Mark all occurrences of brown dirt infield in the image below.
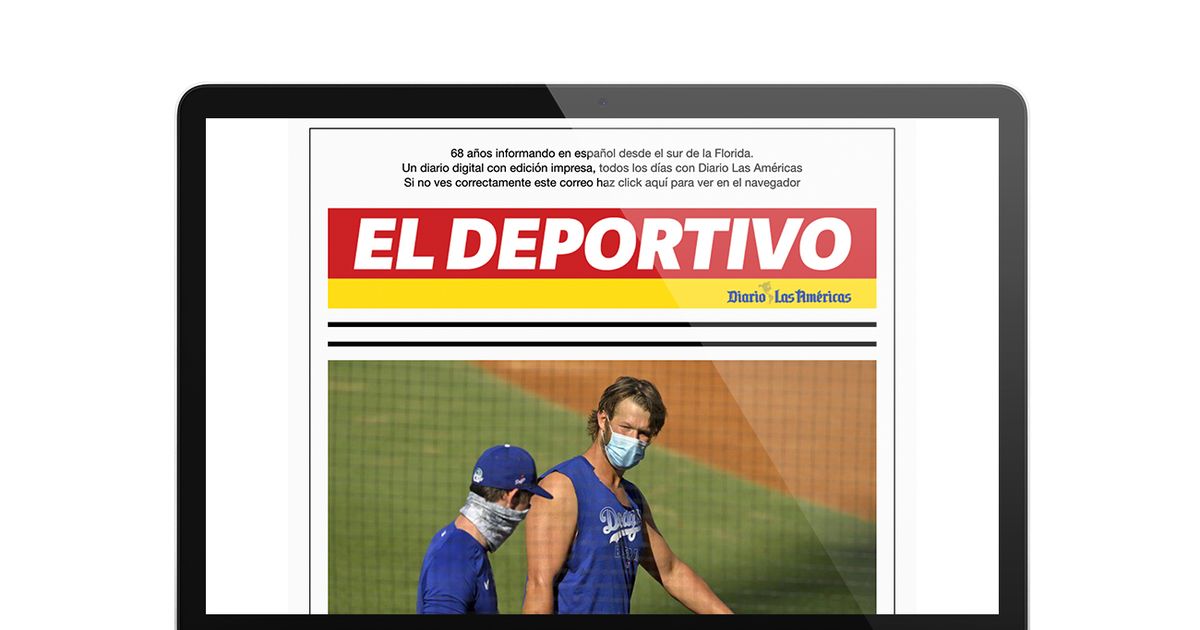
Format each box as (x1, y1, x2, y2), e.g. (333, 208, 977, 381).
(476, 361, 875, 521)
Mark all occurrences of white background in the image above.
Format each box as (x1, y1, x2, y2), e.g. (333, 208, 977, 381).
(1, 2, 1197, 629)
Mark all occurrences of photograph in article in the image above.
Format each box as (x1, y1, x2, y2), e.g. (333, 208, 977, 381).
(327, 360, 876, 614)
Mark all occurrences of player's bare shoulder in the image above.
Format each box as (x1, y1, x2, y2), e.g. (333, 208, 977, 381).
(533, 471, 576, 512)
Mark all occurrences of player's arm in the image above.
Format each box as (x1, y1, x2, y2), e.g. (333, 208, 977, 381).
(522, 472, 576, 614)
(637, 495, 733, 614)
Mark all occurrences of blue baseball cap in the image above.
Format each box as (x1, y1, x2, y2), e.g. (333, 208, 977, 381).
(471, 444, 553, 499)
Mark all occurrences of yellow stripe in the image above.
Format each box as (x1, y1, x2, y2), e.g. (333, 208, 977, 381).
(329, 278, 875, 309)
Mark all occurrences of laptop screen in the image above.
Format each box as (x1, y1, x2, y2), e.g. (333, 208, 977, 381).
(202, 113, 1001, 616)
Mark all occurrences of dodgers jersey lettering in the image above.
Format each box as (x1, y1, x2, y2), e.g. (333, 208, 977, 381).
(417, 523, 497, 614)
(537, 455, 646, 614)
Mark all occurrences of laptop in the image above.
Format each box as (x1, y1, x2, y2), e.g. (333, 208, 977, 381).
(183, 85, 1026, 627)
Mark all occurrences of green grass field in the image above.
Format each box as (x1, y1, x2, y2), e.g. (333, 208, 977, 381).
(328, 361, 875, 614)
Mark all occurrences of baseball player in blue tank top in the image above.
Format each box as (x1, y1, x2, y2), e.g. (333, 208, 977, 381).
(417, 444, 553, 614)
(523, 377, 732, 614)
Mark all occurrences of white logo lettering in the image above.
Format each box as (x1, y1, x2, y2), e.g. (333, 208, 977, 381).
(599, 506, 642, 544)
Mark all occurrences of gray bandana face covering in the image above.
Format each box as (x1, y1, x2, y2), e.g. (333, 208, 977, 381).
(460, 492, 529, 552)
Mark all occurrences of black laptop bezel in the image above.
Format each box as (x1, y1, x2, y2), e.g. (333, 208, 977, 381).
(178, 84, 1026, 629)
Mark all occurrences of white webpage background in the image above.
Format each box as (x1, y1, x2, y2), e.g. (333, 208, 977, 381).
(204, 117, 997, 615)
(308, 123, 894, 614)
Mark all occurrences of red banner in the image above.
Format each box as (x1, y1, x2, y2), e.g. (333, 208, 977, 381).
(328, 208, 876, 279)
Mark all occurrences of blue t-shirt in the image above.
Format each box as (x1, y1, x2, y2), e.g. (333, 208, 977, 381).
(533, 455, 646, 614)
(417, 522, 497, 614)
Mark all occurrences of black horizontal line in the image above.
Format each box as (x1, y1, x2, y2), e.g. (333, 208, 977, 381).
(328, 321, 876, 328)
(328, 341, 876, 348)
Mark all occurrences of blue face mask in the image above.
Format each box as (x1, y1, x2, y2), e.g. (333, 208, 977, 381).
(604, 427, 647, 470)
